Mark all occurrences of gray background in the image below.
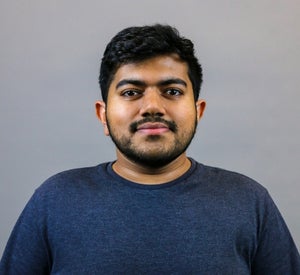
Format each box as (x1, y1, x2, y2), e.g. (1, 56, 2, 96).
(1, 0, 299, 257)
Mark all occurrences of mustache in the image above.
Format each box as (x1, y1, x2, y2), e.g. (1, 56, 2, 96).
(130, 117, 178, 133)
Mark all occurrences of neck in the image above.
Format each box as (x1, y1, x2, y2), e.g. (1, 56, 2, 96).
(112, 151, 191, 185)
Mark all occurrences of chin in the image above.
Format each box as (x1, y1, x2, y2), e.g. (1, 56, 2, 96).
(129, 152, 182, 168)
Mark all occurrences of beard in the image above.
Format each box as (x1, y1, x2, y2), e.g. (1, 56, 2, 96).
(106, 116, 198, 168)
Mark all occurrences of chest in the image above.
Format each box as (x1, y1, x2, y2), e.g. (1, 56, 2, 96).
(47, 189, 256, 273)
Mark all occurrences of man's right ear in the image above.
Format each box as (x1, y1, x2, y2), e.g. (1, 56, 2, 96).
(95, 101, 110, 136)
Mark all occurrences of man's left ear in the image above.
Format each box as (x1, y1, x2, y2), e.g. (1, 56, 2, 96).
(196, 99, 206, 122)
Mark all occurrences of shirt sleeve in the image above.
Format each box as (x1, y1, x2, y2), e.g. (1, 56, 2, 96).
(252, 191, 300, 274)
(0, 192, 51, 275)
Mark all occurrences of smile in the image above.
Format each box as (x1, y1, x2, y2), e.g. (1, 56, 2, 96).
(136, 122, 170, 135)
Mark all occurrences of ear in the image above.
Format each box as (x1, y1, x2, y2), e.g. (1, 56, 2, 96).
(95, 100, 110, 136)
(195, 99, 206, 122)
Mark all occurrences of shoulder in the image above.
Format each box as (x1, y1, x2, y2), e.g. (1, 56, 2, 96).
(33, 162, 112, 200)
(194, 160, 265, 188)
(191, 161, 285, 230)
(190, 160, 269, 203)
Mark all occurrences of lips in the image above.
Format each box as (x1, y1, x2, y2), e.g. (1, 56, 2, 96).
(136, 122, 170, 135)
(130, 118, 178, 134)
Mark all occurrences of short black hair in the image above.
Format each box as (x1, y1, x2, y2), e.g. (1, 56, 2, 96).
(99, 24, 203, 103)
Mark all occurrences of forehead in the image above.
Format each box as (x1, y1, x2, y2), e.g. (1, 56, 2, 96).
(111, 55, 191, 86)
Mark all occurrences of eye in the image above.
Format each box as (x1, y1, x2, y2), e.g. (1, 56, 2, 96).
(164, 88, 183, 97)
(121, 89, 142, 98)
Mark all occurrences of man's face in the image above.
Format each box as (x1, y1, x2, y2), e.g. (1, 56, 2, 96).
(96, 54, 206, 168)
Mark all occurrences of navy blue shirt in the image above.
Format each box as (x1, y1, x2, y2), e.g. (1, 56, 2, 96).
(1, 159, 300, 274)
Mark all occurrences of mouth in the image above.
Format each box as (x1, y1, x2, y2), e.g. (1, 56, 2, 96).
(136, 122, 170, 135)
(130, 117, 178, 134)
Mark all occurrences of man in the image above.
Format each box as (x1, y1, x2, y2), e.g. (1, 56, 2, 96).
(1, 24, 299, 274)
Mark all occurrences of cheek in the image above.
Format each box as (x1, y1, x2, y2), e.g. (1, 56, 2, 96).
(171, 104, 197, 124)
(106, 104, 135, 132)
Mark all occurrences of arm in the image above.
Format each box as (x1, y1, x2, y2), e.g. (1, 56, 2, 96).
(0, 194, 51, 274)
(252, 192, 300, 274)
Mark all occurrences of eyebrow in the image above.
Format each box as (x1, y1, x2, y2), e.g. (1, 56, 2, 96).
(115, 78, 187, 89)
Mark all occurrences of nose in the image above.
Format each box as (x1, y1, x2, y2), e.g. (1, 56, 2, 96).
(139, 88, 166, 117)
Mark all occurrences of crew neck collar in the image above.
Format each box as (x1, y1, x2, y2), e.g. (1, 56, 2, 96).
(105, 158, 199, 190)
